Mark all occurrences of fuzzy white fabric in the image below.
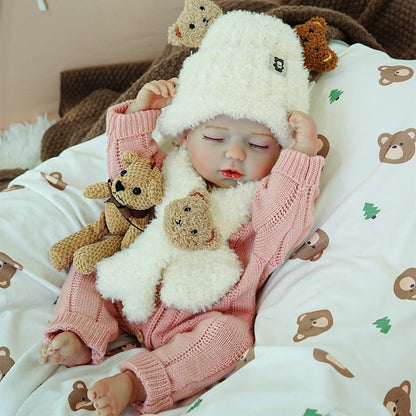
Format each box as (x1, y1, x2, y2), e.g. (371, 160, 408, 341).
(96, 147, 258, 323)
(158, 10, 310, 149)
(0, 115, 55, 169)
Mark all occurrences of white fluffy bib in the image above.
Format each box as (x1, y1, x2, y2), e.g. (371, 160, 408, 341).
(96, 148, 258, 322)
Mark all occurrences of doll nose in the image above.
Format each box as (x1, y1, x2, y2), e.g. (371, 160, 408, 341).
(225, 144, 245, 161)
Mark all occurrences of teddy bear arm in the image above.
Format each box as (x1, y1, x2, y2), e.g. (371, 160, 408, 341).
(83, 182, 109, 199)
(105, 202, 130, 235)
(49, 211, 108, 271)
(73, 235, 124, 274)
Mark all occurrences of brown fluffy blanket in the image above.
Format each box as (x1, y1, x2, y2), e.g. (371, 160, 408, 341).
(25, 0, 416, 168)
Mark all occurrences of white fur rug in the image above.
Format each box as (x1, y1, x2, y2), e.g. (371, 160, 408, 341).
(0, 115, 56, 170)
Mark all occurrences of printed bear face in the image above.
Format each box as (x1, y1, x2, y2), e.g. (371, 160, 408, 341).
(163, 188, 222, 251)
(293, 309, 333, 342)
(0, 252, 23, 289)
(68, 380, 95, 412)
(290, 229, 329, 261)
(168, 0, 223, 48)
(110, 151, 163, 210)
(378, 65, 414, 86)
(378, 128, 416, 164)
(383, 381, 412, 416)
(295, 18, 338, 73)
(0, 346, 15, 381)
(394, 268, 416, 300)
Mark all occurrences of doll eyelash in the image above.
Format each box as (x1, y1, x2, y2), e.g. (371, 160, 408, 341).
(249, 143, 269, 150)
(203, 135, 223, 142)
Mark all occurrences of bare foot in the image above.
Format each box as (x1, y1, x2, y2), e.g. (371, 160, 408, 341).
(39, 331, 91, 366)
(88, 371, 145, 416)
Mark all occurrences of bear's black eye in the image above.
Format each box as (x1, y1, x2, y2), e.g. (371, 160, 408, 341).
(184, 207, 191, 212)
(191, 229, 198, 235)
(200, 6, 205, 10)
(120, 170, 127, 176)
(189, 23, 195, 29)
(133, 187, 141, 195)
(309, 29, 314, 33)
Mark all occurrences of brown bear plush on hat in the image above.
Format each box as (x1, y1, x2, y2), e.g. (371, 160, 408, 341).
(295, 17, 338, 73)
(49, 151, 163, 274)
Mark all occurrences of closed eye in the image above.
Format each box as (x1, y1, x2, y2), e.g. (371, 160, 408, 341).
(203, 135, 224, 142)
(249, 143, 270, 150)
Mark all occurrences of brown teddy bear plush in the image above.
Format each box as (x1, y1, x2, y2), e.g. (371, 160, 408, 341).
(49, 151, 163, 274)
(295, 17, 338, 73)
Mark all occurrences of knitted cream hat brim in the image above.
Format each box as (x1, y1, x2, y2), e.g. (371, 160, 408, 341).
(158, 10, 310, 148)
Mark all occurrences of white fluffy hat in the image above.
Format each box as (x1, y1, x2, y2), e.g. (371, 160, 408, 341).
(158, 10, 310, 148)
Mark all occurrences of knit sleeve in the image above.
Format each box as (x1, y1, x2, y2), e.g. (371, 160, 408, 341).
(251, 149, 323, 266)
(106, 101, 165, 180)
(121, 312, 253, 414)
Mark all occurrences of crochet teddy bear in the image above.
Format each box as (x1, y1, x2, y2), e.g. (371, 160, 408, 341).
(167, 0, 223, 48)
(295, 17, 338, 73)
(49, 151, 163, 274)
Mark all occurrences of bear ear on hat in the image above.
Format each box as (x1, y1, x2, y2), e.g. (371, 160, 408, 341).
(167, 0, 223, 48)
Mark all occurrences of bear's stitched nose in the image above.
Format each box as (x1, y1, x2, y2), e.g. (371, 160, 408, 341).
(175, 219, 182, 226)
(115, 180, 125, 192)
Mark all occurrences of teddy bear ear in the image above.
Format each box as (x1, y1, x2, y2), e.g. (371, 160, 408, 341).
(189, 187, 210, 203)
(121, 151, 139, 167)
(311, 17, 327, 30)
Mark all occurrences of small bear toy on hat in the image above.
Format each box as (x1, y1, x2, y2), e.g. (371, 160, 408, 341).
(168, 0, 223, 48)
(49, 151, 163, 274)
(295, 17, 338, 73)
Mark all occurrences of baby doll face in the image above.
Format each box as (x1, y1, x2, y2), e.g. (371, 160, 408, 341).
(181, 115, 281, 188)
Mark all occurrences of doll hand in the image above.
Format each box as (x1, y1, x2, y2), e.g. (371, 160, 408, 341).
(126, 78, 179, 113)
(289, 111, 322, 157)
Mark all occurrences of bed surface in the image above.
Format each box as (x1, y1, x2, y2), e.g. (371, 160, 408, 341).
(1, 39, 415, 415)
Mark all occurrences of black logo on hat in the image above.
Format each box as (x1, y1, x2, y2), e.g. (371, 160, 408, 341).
(273, 57, 285, 73)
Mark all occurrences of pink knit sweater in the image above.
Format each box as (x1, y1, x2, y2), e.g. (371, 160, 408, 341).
(45, 102, 323, 414)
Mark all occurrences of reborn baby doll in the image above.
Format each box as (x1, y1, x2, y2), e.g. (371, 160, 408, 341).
(41, 10, 324, 416)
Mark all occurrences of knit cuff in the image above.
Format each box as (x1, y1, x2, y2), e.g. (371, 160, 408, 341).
(121, 351, 173, 414)
(274, 149, 324, 184)
(106, 102, 161, 139)
(43, 311, 119, 365)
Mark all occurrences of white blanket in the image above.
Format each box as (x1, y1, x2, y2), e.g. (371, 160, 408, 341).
(0, 42, 415, 415)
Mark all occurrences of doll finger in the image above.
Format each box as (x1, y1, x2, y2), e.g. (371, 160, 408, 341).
(145, 81, 164, 96)
(166, 81, 177, 97)
(167, 77, 179, 87)
(155, 81, 170, 98)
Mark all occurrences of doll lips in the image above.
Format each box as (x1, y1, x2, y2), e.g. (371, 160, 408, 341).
(221, 169, 243, 179)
